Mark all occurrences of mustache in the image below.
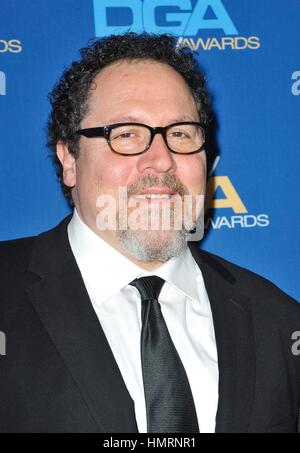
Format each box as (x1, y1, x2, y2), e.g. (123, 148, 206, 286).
(127, 174, 188, 198)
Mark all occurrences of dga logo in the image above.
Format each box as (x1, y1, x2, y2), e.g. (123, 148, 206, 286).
(93, 0, 261, 52)
(0, 71, 6, 96)
(205, 157, 270, 230)
(0, 39, 22, 54)
(291, 71, 300, 96)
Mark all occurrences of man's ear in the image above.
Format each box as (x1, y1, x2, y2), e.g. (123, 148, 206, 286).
(56, 141, 77, 187)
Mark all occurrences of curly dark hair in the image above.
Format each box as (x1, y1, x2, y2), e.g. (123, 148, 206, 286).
(47, 33, 211, 204)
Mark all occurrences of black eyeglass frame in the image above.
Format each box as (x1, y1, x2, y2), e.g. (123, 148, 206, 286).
(76, 122, 206, 156)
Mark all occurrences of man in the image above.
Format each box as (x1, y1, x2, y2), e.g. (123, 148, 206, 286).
(0, 33, 299, 433)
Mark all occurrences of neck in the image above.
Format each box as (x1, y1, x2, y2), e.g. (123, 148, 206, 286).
(98, 231, 166, 271)
(74, 208, 166, 271)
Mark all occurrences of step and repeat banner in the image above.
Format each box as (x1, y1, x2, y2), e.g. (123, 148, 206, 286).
(0, 0, 299, 300)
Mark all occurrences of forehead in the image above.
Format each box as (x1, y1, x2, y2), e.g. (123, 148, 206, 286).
(94, 58, 189, 85)
(85, 59, 198, 124)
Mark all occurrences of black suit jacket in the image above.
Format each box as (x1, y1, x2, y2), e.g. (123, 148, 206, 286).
(0, 215, 299, 433)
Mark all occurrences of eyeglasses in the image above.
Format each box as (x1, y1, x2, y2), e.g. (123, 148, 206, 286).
(76, 122, 205, 156)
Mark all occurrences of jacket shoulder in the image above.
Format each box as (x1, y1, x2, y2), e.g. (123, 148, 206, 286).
(199, 248, 300, 309)
(0, 236, 36, 273)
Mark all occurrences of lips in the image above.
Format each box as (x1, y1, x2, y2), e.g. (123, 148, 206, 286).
(132, 188, 175, 201)
(134, 194, 174, 200)
(134, 187, 176, 197)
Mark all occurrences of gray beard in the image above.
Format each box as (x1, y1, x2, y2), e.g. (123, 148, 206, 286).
(117, 229, 188, 262)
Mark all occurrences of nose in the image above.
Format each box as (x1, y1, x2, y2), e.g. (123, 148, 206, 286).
(136, 133, 176, 174)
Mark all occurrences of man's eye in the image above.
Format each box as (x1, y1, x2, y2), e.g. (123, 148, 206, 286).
(169, 131, 189, 139)
(120, 133, 133, 139)
(113, 132, 135, 140)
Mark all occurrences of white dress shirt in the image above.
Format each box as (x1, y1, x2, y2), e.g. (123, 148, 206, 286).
(68, 209, 219, 433)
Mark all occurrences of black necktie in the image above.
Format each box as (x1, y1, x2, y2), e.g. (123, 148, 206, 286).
(130, 275, 199, 433)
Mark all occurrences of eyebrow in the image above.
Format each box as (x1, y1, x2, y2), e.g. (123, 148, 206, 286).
(106, 115, 198, 124)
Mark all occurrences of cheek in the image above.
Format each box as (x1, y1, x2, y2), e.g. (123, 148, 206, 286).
(77, 148, 133, 194)
(99, 154, 134, 188)
(177, 154, 207, 192)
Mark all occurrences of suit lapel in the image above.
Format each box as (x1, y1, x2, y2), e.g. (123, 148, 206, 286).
(26, 216, 138, 433)
(189, 242, 256, 433)
(25, 215, 255, 433)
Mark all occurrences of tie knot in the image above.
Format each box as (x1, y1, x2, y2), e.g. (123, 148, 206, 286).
(130, 276, 165, 301)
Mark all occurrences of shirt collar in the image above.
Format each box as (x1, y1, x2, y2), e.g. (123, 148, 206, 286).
(68, 209, 199, 304)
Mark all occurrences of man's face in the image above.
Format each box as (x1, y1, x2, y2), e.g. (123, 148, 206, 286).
(57, 59, 207, 268)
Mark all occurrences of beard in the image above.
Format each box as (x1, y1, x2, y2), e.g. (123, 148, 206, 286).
(98, 173, 202, 263)
(117, 225, 189, 262)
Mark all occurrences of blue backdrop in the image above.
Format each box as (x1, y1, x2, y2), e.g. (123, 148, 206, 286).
(0, 0, 299, 300)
